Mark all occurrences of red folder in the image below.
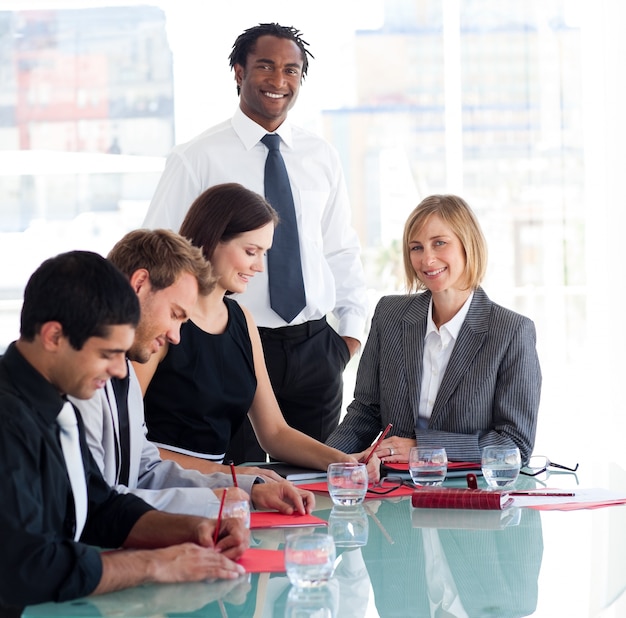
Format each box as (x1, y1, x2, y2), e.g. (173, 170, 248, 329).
(250, 511, 327, 529)
(385, 461, 481, 472)
(383, 461, 482, 479)
(237, 548, 285, 573)
(297, 481, 414, 499)
(411, 487, 513, 510)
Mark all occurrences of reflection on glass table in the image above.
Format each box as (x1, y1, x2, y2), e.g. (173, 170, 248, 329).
(22, 461, 626, 617)
(23, 576, 252, 617)
(361, 499, 542, 618)
(328, 504, 369, 547)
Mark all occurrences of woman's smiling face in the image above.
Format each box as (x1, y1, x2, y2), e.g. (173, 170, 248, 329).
(211, 222, 275, 294)
(408, 214, 467, 295)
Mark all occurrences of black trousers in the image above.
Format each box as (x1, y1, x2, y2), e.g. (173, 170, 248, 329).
(224, 318, 351, 464)
(0, 603, 23, 618)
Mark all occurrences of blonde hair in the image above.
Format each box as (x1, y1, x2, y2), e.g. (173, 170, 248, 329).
(402, 194, 487, 292)
(108, 229, 216, 295)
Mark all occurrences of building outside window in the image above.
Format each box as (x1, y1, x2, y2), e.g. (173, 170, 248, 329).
(0, 0, 624, 466)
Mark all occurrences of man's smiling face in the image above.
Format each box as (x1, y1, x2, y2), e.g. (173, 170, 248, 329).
(235, 35, 303, 132)
(127, 271, 198, 364)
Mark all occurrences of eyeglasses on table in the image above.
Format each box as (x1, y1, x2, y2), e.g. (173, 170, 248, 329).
(366, 476, 413, 495)
(520, 455, 579, 477)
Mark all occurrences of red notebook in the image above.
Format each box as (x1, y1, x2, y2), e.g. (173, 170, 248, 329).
(250, 511, 327, 529)
(411, 487, 513, 510)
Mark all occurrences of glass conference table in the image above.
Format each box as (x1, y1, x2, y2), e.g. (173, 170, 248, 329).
(23, 460, 626, 618)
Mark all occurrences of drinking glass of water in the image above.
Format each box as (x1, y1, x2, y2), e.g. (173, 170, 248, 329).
(481, 446, 521, 489)
(206, 498, 250, 529)
(409, 447, 448, 486)
(327, 462, 368, 506)
(285, 582, 336, 617)
(285, 532, 336, 589)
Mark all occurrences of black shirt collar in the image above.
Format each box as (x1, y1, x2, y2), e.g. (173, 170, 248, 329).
(2, 341, 66, 424)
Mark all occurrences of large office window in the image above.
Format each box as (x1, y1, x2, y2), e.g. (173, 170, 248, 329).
(1, 0, 624, 459)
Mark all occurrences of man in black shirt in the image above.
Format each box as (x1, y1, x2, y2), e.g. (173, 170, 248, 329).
(0, 251, 248, 615)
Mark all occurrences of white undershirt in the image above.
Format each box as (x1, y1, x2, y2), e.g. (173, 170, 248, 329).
(418, 292, 474, 424)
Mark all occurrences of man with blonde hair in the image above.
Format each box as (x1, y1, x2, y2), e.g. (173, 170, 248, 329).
(73, 228, 315, 517)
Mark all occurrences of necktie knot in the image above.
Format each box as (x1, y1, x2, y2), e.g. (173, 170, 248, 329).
(261, 133, 281, 152)
(57, 401, 78, 429)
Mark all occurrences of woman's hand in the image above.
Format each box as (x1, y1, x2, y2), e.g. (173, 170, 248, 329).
(351, 450, 381, 484)
(374, 437, 417, 463)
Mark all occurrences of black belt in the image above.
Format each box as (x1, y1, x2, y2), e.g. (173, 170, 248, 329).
(258, 317, 327, 340)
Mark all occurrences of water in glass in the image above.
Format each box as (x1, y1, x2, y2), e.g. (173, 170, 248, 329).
(481, 446, 521, 489)
(285, 533, 336, 588)
(482, 463, 519, 488)
(410, 464, 447, 486)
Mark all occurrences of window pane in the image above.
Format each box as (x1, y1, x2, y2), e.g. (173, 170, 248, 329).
(1, 1, 622, 463)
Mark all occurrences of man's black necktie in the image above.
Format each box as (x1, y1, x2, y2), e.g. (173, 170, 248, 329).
(261, 133, 306, 323)
(112, 369, 131, 486)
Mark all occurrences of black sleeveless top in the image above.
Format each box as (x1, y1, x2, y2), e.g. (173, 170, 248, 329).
(144, 298, 257, 460)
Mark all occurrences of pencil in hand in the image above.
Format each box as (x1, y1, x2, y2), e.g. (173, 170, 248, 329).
(213, 488, 227, 545)
(229, 460, 238, 488)
(364, 423, 393, 465)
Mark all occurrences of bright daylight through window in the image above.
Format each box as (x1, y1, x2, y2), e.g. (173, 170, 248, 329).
(0, 0, 624, 461)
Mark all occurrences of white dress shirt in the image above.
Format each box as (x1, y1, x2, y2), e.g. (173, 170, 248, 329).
(418, 292, 474, 423)
(143, 107, 368, 339)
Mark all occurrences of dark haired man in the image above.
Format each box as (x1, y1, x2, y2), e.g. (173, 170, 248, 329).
(143, 23, 368, 464)
(0, 251, 247, 616)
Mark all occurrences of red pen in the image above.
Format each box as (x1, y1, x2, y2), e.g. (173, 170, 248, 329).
(229, 460, 238, 488)
(213, 489, 227, 545)
(364, 423, 393, 464)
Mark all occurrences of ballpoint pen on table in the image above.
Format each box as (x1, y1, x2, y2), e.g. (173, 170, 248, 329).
(510, 491, 575, 497)
(363, 423, 393, 465)
(363, 502, 395, 545)
(213, 489, 227, 545)
(229, 460, 238, 488)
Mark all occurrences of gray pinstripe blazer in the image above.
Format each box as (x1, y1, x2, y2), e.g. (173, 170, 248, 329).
(326, 287, 541, 462)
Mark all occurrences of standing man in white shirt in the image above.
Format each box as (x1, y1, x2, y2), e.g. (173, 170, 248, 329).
(143, 23, 368, 463)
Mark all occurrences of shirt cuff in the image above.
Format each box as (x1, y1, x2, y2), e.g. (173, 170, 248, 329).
(336, 313, 367, 342)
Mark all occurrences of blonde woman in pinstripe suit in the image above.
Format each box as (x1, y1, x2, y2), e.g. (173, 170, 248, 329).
(326, 195, 541, 464)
